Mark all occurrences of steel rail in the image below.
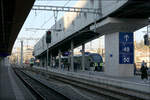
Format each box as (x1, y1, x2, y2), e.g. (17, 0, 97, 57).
(13, 68, 69, 100)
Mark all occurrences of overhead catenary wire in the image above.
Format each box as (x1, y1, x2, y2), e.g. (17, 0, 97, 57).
(40, 0, 71, 28)
(33, 5, 101, 14)
(16, 1, 71, 48)
(33, 0, 101, 37)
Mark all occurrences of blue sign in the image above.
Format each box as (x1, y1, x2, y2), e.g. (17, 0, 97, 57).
(85, 52, 90, 55)
(119, 32, 133, 43)
(119, 43, 134, 53)
(63, 52, 70, 56)
(119, 32, 134, 64)
(119, 54, 134, 64)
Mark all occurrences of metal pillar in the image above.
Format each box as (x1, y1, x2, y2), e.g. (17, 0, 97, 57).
(53, 57, 56, 68)
(71, 41, 74, 72)
(16, 54, 18, 64)
(147, 25, 150, 67)
(46, 44, 49, 69)
(50, 53, 53, 68)
(41, 57, 43, 67)
(58, 50, 61, 70)
(68, 50, 70, 71)
(20, 41, 23, 65)
(39, 58, 42, 67)
(82, 44, 85, 71)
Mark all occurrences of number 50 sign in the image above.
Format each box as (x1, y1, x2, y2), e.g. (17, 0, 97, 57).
(119, 32, 134, 64)
(123, 57, 130, 63)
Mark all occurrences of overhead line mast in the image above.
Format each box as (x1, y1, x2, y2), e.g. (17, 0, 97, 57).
(32, 5, 101, 14)
(32, 5, 102, 68)
(32, 5, 102, 32)
(32, 5, 102, 31)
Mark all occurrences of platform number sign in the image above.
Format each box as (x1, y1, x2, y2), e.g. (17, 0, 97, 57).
(119, 32, 134, 64)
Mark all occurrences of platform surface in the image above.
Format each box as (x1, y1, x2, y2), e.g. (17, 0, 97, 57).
(33, 66, 150, 93)
(0, 64, 35, 100)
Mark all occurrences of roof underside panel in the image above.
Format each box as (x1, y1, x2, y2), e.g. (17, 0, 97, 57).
(109, 0, 150, 18)
(0, 0, 35, 57)
(36, 30, 100, 57)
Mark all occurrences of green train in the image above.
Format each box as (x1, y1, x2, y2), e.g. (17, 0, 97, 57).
(29, 58, 34, 67)
(73, 53, 103, 71)
(57, 52, 103, 71)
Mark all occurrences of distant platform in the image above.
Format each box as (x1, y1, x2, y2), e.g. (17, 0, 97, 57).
(33, 66, 150, 94)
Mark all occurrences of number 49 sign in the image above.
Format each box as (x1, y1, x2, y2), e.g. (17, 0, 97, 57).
(119, 32, 134, 64)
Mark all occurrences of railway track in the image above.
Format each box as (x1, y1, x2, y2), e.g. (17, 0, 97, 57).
(13, 68, 69, 100)
(25, 67, 150, 100)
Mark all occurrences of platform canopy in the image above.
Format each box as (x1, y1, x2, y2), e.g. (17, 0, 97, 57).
(0, 0, 35, 57)
(110, 0, 150, 18)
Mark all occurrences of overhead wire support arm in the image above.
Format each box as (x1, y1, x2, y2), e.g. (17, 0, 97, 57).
(32, 5, 101, 14)
(25, 28, 62, 32)
(53, 10, 58, 35)
(25, 28, 49, 31)
(17, 37, 40, 41)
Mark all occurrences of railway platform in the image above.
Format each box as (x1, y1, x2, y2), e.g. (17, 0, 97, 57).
(34, 66, 150, 86)
(0, 64, 35, 100)
(33, 66, 150, 96)
(1, 63, 150, 99)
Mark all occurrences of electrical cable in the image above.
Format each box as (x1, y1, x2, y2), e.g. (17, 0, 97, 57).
(40, 0, 71, 28)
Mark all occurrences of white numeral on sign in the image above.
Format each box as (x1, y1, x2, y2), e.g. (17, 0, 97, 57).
(123, 57, 130, 63)
(124, 35, 129, 42)
(123, 47, 130, 52)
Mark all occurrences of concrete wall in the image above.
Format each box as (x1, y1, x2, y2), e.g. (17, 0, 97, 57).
(34, 0, 128, 56)
(105, 32, 119, 75)
(105, 32, 134, 76)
